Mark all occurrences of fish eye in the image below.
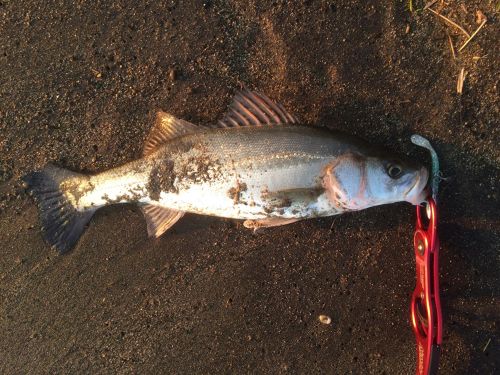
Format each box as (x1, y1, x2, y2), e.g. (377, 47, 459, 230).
(387, 163, 403, 179)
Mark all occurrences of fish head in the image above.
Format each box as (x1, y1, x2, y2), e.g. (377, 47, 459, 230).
(323, 153, 429, 211)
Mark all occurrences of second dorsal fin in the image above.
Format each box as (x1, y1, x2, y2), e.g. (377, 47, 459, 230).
(143, 111, 199, 156)
(217, 89, 299, 128)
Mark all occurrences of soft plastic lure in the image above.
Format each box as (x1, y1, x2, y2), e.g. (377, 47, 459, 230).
(411, 134, 440, 202)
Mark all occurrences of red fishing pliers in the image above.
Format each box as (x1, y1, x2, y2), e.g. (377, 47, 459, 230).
(411, 197, 442, 375)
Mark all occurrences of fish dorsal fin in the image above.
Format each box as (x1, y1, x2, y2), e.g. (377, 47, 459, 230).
(140, 204, 184, 238)
(217, 89, 299, 128)
(143, 111, 199, 156)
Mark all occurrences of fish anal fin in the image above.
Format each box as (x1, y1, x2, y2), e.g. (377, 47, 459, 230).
(143, 111, 199, 156)
(140, 204, 184, 238)
(243, 218, 300, 232)
(217, 89, 299, 128)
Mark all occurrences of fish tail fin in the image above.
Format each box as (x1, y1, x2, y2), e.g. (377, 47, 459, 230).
(23, 164, 95, 254)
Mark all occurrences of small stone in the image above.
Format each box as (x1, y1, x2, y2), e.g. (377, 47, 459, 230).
(318, 314, 331, 325)
(168, 68, 179, 81)
(91, 68, 102, 78)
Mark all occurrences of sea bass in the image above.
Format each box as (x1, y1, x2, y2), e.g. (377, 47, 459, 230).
(24, 90, 429, 253)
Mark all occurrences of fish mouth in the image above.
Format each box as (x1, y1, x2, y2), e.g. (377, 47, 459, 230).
(405, 167, 429, 205)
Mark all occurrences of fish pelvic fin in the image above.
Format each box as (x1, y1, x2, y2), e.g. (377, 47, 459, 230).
(217, 89, 299, 128)
(23, 164, 95, 254)
(140, 204, 184, 238)
(243, 218, 300, 232)
(143, 111, 199, 156)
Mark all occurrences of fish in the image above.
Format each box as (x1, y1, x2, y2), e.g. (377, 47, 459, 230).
(23, 89, 429, 253)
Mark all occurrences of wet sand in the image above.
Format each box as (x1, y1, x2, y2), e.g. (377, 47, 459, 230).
(0, 1, 498, 373)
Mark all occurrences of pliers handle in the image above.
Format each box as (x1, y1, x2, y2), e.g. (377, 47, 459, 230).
(411, 198, 443, 375)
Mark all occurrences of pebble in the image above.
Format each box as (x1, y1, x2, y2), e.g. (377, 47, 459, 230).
(318, 314, 332, 325)
(169, 68, 179, 81)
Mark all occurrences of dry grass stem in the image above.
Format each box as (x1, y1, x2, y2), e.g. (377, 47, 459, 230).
(482, 338, 491, 352)
(424, 0, 438, 10)
(456, 68, 467, 94)
(447, 32, 456, 59)
(475, 10, 486, 24)
(458, 19, 487, 52)
(427, 7, 471, 38)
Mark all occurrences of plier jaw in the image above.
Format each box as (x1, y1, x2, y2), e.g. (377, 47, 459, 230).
(411, 198, 443, 375)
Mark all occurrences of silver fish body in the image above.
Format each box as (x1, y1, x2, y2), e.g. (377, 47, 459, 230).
(80, 126, 370, 219)
(24, 90, 429, 253)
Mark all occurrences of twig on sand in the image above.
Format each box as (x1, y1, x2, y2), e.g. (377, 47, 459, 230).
(456, 68, 467, 95)
(447, 32, 456, 59)
(482, 338, 491, 352)
(423, 0, 438, 10)
(475, 10, 487, 24)
(458, 19, 487, 52)
(426, 7, 471, 38)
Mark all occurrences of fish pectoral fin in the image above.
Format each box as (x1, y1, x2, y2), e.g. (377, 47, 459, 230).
(140, 204, 184, 238)
(243, 218, 300, 232)
(143, 111, 199, 156)
(217, 89, 299, 128)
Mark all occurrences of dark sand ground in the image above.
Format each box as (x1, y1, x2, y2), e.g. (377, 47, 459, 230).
(0, 1, 498, 374)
